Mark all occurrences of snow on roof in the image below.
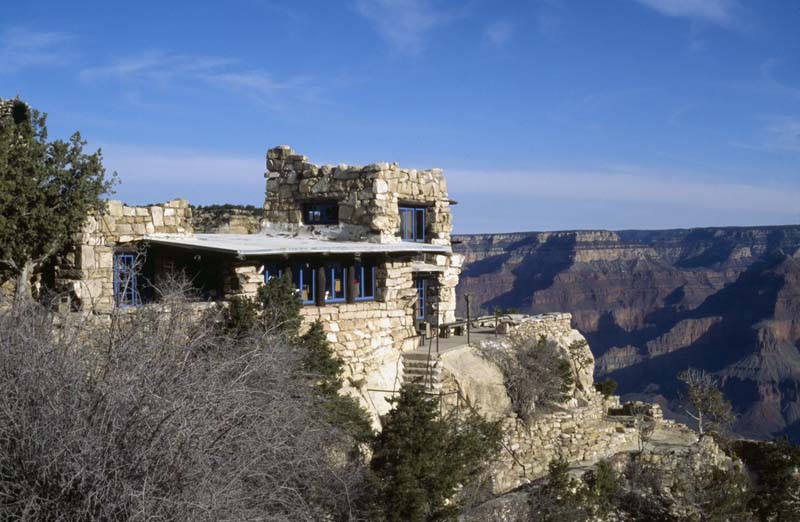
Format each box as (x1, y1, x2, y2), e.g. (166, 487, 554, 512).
(144, 233, 451, 257)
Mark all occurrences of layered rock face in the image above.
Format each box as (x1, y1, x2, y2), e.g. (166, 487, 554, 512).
(454, 226, 800, 441)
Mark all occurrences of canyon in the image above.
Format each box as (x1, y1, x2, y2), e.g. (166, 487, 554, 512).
(454, 226, 800, 442)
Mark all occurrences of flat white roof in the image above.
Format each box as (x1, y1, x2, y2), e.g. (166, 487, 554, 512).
(143, 233, 451, 257)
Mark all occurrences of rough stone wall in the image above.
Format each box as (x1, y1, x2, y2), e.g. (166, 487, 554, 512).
(491, 394, 640, 493)
(228, 257, 420, 423)
(264, 145, 452, 246)
(264, 145, 460, 325)
(57, 199, 192, 313)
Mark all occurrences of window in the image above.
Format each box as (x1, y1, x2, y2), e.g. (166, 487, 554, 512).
(263, 262, 283, 283)
(399, 206, 426, 242)
(302, 202, 338, 225)
(326, 262, 346, 302)
(113, 253, 140, 307)
(293, 262, 315, 305)
(415, 278, 426, 320)
(354, 261, 375, 301)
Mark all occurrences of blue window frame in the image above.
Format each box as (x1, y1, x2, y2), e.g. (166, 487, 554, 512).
(263, 262, 284, 283)
(302, 202, 338, 225)
(292, 262, 316, 305)
(399, 206, 426, 242)
(326, 262, 346, 302)
(113, 253, 140, 307)
(415, 278, 425, 320)
(354, 262, 375, 301)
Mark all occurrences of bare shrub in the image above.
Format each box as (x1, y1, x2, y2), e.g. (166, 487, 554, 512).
(478, 335, 573, 424)
(0, 294, 371, 521)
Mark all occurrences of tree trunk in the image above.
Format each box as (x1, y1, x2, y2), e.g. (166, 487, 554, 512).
(13, 260, 36, 307)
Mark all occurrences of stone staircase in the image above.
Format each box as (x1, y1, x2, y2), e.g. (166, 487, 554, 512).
(401, 350, 443, 391)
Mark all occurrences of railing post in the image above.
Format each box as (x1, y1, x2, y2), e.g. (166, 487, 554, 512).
(464, 293, 472, 346)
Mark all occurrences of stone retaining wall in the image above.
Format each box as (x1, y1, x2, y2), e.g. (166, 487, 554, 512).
(492, 394, 640, 492)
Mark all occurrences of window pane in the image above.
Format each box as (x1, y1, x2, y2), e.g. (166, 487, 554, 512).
(363, 265, 374, 298)
(303, 202, 339, 225)
(294, 262, 314, 303)
(400, 208, 414, 239)
(399, 206, 427, 242)
(415, 278, 425, 320)
(327, 263, 346, 301)
(415, 208, 425, 241)
(354, 265, 362, 298)
(264, 262, 283, 282)
(113, 253, 139, 307)
(355, 262, 374, 300)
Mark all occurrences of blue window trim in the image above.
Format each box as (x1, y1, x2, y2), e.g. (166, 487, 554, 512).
(327, 264, 347, 303)
(355, 263, 375, 301)
(263, 264, 283, 283)
(399, 206, 426, 242)
(415, 278, 425, 320)
(297, 264, 315, 305)
(113, 253, 140, 307)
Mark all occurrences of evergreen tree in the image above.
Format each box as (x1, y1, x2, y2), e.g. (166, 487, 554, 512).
(371, 384, 502, 522)
(735, 438, 800, 521)
(256, 272, 301, 336)
(300, 320, 373, 444)
(0, 98, 115, 303)
(219, 295, 259, 338)
(529, 457, 593, 522)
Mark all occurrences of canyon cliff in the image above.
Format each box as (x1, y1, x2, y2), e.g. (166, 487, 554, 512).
(454, 226, 800, 441)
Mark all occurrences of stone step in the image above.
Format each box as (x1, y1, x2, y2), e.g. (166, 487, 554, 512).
(403, 370, 443, 380)
(402, 351, 440, 361)
(402, 351, 444, 391)
(403, 359, 440, 369)
(404, 375, 442, 390)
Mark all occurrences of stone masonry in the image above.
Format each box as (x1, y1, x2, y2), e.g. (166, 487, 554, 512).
(56, 199, 192, 314)
(56, 146, 463, 423)
(263, 145, 461, 325)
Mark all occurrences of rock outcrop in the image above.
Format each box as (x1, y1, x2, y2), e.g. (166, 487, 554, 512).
(438, 314, 642, 493)
(454, 226, 800, 442)
(190, 205, 262, 234)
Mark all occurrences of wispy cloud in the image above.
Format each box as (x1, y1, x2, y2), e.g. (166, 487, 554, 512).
(81, 51, 322, 109)
(81, 52, 231, 83)
(759, 117, 800, 153)
(760, 58, 800, 101)
(449, 168, 800, 217)
(485, 21, 513, 47)
(101, 144, 264, 205)
(0, 27, 74, 72)
(353, 0, 455, 52)
(632, 0, 739, 25)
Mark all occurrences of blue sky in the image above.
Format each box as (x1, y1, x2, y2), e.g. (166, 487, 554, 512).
(2, 0, 799, 233)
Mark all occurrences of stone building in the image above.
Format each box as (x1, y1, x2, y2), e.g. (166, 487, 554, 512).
(56, 145, 462, 417)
